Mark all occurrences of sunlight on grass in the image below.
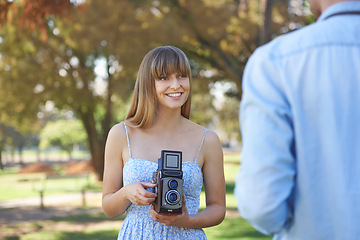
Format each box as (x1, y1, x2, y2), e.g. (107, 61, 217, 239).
(205, 217, 272, 240)
(0, 152, 273, 240)
(21, 229, 119, 240)
(224, 153, 241, 163)
(0, 174, 45, 200)
(225, 163, 240, 183)
(224, 153, 240, 183)
(3, 149, 90, 162)
(8, 211, 271, 240)
(0, 173, 101, 201)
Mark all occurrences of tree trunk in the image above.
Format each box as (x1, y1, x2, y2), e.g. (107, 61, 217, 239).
(260, 0, 274, 45)
(68, 149, 72, 161)
(0, 150, 3, 170)
(37, 148, 41, 162)
(77, 80, 113, 181)
(18, 147, 24, 165)
(89, 140, 105, 180)
(79, 108, 104, 181)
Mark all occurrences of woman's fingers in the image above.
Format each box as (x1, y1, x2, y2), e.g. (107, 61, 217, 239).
(140, 182, 157, 189)
(134, 182, 157, 205)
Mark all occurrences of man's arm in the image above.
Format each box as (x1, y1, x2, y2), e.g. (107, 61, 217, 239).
(235, 48, 295, 235)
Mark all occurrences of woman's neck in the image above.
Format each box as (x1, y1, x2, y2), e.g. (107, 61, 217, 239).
(151, 107, 184, 132)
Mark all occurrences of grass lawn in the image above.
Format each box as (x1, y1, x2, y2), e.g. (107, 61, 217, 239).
(5, 213, 270, 240)
(0, 171, 101, 201)
(0, 153, 272, 240)
(3, 149, 90, 162)
(205, 217, 272, 240)
(21, 230, 119, 240)
(2, 209, 271, 240)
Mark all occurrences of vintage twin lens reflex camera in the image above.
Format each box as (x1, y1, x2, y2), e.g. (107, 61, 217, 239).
(152, 150, 184, 214)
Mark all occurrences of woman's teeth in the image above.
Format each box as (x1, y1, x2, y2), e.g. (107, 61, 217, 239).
(167, 93, 181, 97)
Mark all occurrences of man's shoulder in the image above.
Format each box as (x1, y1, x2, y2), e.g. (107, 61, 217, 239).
(256, 22, 321, 60)
(257, 16, 358, 61)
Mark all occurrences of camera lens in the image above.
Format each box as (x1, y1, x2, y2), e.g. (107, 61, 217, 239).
(168, 179, 178, 189)
(165, 190, 180, 205)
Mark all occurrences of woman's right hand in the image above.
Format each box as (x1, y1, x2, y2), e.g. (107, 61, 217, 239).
(125, 182, 157, 206)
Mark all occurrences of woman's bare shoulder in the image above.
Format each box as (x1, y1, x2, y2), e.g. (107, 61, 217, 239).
(183, 119, 207, 133)
(185, 119, 218, 138)
(204, 129, 221, 148)
(184, 119, 221, 149)
(107, 122, 127, 143)
(109, 122, 126, 133)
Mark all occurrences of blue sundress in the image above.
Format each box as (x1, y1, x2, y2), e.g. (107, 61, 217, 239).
(117, 123, 208, 240)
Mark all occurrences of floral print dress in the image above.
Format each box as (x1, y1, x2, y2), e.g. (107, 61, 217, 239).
(117, 124, 208, 240)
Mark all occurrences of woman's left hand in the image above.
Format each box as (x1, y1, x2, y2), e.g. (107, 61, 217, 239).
(150, 194, 190, 228)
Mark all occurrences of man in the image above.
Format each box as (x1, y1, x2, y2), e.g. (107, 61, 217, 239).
(235, 1, 360, 239)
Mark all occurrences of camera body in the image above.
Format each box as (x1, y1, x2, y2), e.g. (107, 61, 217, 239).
(152, 150, 183, 214)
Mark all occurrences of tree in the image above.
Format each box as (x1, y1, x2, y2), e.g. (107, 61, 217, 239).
(39, 120, 87, 160)
(0, 123, 7, 169)
(0, 123, 37, 169)
(0, 0, 73, 41)
(154, 0, 310, 99)
(0, 0, 165, 180)
(0, 0, 310, 180)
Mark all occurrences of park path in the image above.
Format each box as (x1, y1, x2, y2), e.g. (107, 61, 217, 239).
(0, 191, 103, 225)
(0, 191, 101, 208)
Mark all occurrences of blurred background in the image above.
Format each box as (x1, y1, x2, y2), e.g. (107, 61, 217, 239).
(0, 0, 312, 239)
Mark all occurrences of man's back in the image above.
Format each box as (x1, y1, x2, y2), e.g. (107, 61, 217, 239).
(235, 2, 360, 239)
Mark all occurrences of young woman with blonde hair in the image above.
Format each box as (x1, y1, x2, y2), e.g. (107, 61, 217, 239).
(102, 46, 226, 239)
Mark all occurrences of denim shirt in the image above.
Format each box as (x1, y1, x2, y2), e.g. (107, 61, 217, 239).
(235, 2, 360, 240)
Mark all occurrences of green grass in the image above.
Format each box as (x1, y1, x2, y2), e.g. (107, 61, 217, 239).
(1, 153, 272, 240)
(224, 153, 241, 164)
(2, 211, 270, 240)
(0, 172, 101, 201)
(3, 149, 90, 161)
(225, 162, 240, 183)
(20, 230, 119, 240)
(205, 217, 271, 240)
(0, 152, 240, 201)
(0, 173, 45, 200)
(200, 182, 238, 211)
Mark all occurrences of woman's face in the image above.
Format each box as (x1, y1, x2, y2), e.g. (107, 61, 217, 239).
(154, 72, 190, 111)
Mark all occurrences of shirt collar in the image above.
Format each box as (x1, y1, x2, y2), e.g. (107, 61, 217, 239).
(318, 1, 360, 22)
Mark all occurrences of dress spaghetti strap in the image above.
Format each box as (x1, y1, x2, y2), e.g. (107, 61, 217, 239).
(195, 129, 208, 163)
(123, 123, 132, 158)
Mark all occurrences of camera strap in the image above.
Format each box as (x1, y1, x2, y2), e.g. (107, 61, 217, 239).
(323, 11, 360, 21)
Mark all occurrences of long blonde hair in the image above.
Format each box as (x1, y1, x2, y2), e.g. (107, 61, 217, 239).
(125, 46, 192, 128)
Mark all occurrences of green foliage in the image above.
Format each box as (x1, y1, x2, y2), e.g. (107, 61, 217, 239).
(190, 77, 215, 126)
(39, 120, 87, 152)
(0, 0, 311, 179)
(218, 95, 241, 142)
(51, 164, 66, 176)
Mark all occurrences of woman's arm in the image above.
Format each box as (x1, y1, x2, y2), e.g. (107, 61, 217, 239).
(102, 123, 157, 219)
(187, 130, 226, 228)
(150, 130, 226, 228)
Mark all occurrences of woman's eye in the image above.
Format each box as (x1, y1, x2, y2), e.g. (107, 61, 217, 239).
(178, 75, 187, 79)
(159, 76, 168, 80)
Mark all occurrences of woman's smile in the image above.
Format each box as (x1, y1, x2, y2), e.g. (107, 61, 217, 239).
(166, 92, 183, 99)
(155, 72, 190, 110)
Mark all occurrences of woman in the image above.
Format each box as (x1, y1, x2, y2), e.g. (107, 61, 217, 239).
(102, 46, 226, 239)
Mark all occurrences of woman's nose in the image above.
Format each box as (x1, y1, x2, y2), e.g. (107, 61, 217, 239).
(170, 76, 181, 89)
